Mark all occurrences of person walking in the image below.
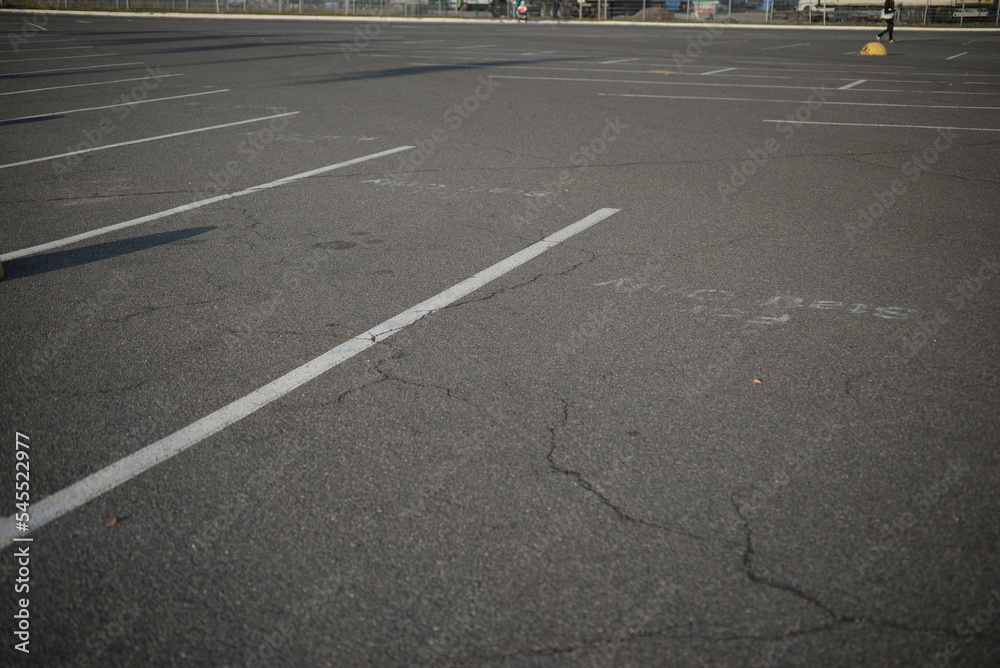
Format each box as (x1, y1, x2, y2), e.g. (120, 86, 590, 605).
(877, 0, 896, 43)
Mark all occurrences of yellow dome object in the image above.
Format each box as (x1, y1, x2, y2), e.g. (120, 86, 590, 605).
(860, 42, 888, 56)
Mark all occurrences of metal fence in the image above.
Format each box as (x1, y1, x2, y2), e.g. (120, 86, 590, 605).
(2, 0, 998, 24)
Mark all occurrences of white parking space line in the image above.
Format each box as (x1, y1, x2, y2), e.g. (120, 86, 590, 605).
(455, 44, 497, 49)
(599, 92, 1000, 111)
(763, 119, 1000, 132)
(946, 52, 968, 60)
(25, 22, 47, 31)
(0, 89, 229, 125)
(600, 58, 638, 64)
(0, 206, 619, 548)
(0, 61, 145, 78)
(1, 145, 413, 262)
(491, 74, 899, 92)
(702, 67, 737, 75)
(762, 43, 810, 51)
(0, 45, 93, 54)
(0, 73, 181, 97)
(839, 79, 866, 90)
(0, 53, 116, 64)
(0, 112, 300, 171)
(497, 74, 998, 96)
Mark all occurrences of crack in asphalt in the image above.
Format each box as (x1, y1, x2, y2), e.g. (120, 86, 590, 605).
(546, 399, 710, 543)
(731, 496, 977, 640)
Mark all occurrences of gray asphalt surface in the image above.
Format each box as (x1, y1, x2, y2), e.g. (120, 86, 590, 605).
(1, 10, 999, 667)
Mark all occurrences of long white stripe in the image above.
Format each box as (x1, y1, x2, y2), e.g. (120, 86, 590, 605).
(494, 73, 1000, 96)
(0, 112, 300, 170)
(762, 42, 810, 50)
(1, 145, 413, 262)
(0, 207, 619, 548)
(493, 74, 897, 93)
(702, 67, 737, 75)
(598, 92, 1000, 111)
(1, 45, 91, 53)
(0, 52, 115, 64)
(0, 61, 144, 77)
(763, 119, 1000, 132)
(0, 89, 228, 125)
(839, 79, 866, 90)
(0, 73, 181, 97)
(946, 52, 968, 60)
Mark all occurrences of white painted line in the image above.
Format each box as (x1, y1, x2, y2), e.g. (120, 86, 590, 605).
(762, 119, 1000, 132)
(600, 57, 638, 64)
(0, 45, 93, 53)
(0, 61, 145, 78)
(0, 89, 228, 125)
(0, 112, 300, 171)
(701, 67, 736, 75)
(498, 74, 998, 97)
(26, 22, 47, 31)
(0, 73, 181, 97)
(762, 42, 810, 50)
(0, 52, 116, 64)
(839, 79, 866, 90)
(0, 206, 619, 548)
(1, 145, 413, 262)
(455, 44, 497, 49)
(946, 52, 968, 61)
(492, 74, 893, 93)
(599, 92, 1000, 111)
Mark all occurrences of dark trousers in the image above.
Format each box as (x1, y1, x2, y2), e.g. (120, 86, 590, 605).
(878, 19, 894, 40)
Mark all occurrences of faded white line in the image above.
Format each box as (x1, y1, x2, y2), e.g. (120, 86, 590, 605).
(492, 74, 896, 92)
(0, 112, 300, 171)
(498, 74, 998, 96)
(600, 57, 638, 64)
(763, 119, 1000, 132)
(0, 61, 145, 77)
(0, 206, 619, 548)
(0, 52, 116, 64)
(946, 52, 968, 60)
(0, 89, 228, 125)
(839, 79, 866, 90)
(762, 42, 810, 50)
(0, 73, 181, 97)
(1, 145, 412, 262)
(1, 45, 93, 54)
(600, 92, 1000, 111)
(26, 22, 47, 31)
(702, 67, 736, 75)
